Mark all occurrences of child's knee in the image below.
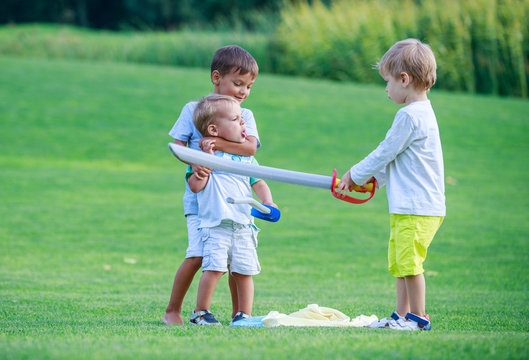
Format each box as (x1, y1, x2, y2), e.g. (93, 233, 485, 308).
(203, 270, 225, 279)
(231, 272, 251, 279)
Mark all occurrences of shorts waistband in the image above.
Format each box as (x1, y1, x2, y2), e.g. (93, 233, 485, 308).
(218, 219, 258, 231)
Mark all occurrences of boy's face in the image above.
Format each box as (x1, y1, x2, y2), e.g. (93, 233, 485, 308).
(382, 72, 409, 105)
(212, 69, 255, 104)
(208, 101, 247, 143)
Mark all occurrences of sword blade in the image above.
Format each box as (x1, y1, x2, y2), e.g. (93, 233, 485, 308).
(168, 143, 333, 190)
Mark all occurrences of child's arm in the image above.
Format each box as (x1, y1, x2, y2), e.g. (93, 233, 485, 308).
(174, 139, 212, 180)
(199, 136, 258, 156)
(187, 171, 209, 193)
(251, 180, 277, 208)
(338, 112, 416, 195)
(187, 139, 215, 193)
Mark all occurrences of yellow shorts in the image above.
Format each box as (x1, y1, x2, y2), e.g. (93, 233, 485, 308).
(388, 214, 444, 277)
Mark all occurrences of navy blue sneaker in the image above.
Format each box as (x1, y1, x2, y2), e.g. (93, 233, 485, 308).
(190, 310, 221, 326)
(230, 311, 250, 325)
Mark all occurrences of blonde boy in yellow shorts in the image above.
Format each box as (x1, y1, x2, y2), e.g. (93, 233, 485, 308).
(337, 39, 445, 331)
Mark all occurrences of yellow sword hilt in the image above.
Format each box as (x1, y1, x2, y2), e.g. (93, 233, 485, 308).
(331, 169, 376, 204)
(333, 179, 374, 193)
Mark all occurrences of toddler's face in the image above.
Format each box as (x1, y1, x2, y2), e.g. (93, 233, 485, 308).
(211, 101, 247, 143)
(214, 69, 255, 103)
(382, 73, 407, 105)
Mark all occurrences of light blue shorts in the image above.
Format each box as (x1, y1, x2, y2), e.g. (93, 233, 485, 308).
(200, 220, 261, 276)
(185, 215, 203, 258)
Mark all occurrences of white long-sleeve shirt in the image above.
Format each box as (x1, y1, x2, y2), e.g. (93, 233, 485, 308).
(350, 100, 445, 216)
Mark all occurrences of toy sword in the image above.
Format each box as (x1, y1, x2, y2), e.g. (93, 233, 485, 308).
(168, 143, 375, 204)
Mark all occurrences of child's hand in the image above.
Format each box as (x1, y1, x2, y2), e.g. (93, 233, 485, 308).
(199, 137, 216, 154)
(200, 138, 216, 154)
(262, 201, 278, 209)
(191, 164, 212, 180)
(366, 177, 376, 186)
(336, 171, 358, 196)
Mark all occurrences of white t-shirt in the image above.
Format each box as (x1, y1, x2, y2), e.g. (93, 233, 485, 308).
(187, 151, 258, 228)
(169, 101, 260, 215)
(349, 100, 445, 216)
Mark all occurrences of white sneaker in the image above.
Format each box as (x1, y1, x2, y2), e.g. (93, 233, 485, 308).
(387, 313, 431, 331)
(366, 311, 404, 328)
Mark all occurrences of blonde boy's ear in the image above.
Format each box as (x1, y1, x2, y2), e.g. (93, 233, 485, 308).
(211, 70, 221, 85)
(400, 72, 412, 87)
(207, 123, 218, 137)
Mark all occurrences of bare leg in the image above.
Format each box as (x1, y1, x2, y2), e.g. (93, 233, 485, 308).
(232, 273, 253, 316)
(396, 277, 410, 317)
(228, 266, 238, 318)
(164, 257, 202, 325)
(195, 270, 224, 312)
(405, 274, 426, 317)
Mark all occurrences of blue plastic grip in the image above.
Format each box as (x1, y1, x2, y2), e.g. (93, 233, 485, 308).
(251, 204, 281, 222)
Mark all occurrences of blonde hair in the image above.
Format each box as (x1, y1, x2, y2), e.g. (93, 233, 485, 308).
(193, 94, 239, 137)
(376, 38, 437, 91)
(211, 45, 259, 78)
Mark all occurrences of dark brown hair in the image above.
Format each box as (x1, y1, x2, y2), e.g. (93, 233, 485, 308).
(210, 45, 259, 77)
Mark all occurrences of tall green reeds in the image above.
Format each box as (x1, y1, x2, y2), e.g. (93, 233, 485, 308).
(275, 0, 529, 97)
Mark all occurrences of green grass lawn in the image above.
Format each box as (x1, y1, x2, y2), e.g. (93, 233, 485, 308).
(1, 56, 528, 359)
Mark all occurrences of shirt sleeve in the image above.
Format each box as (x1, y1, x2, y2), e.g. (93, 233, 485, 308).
(350, 111, 416, 185)
(249, 157, 260, 185)
(169, 103, 195, 142)
(242, 108, 261, 149)
(374, 168, 386, 188)
(184, 164, 193, 181)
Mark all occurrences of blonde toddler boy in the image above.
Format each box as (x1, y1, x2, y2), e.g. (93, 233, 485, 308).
(187, 94, 276, 325)
(337, 38, 445, 331)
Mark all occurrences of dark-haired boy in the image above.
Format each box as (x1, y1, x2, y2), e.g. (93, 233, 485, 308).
(164, 45, 262, 325)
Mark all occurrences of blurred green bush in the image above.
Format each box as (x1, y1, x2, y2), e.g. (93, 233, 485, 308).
(274, 0, 528, 97)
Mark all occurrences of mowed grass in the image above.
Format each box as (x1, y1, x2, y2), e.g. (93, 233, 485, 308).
(1, 56, 528, 359)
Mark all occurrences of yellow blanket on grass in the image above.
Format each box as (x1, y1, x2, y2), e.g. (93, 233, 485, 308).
(261, 304, 378, 327)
